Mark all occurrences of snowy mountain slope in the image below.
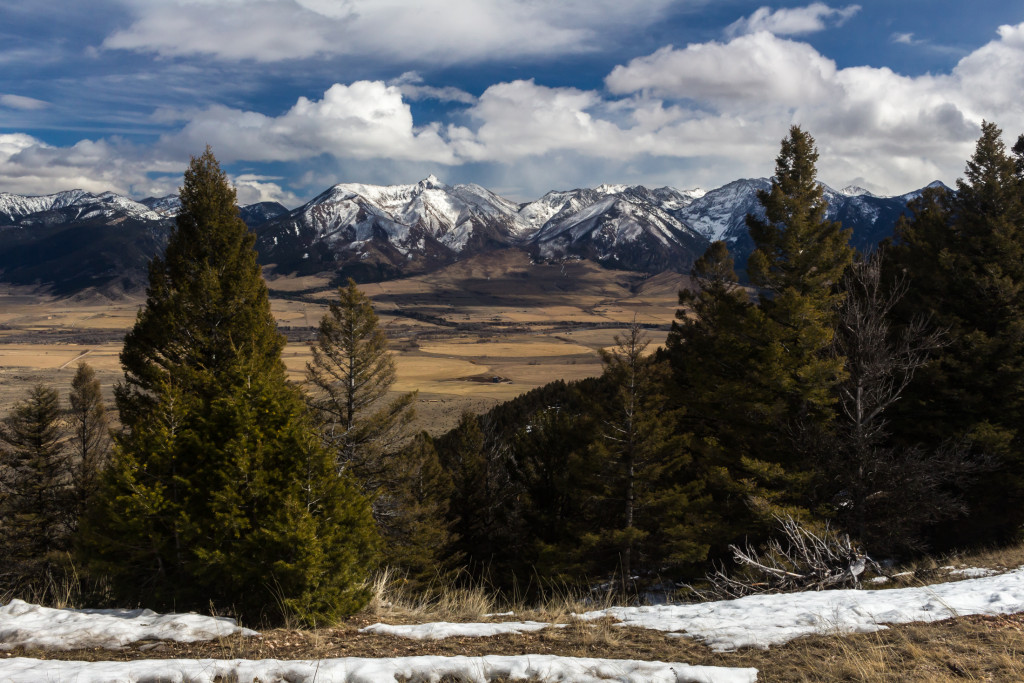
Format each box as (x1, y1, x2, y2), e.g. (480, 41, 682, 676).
(0, 176, 936, 292)
(529, 188, 709, 273)
(674, 178, 922, 268)
(0, 190, 287, 294)
(255, 176, 535, 280)
(0, 190, 164, 227)
(139, 194, 181, 217)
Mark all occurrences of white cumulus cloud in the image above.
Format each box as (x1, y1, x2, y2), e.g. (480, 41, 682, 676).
(7, 20, 1024, 202)
(159, 81, 456, 164)
(725, 3, 861, 38)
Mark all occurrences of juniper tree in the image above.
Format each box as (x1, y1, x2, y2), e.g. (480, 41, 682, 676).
(81, 149, 378, 623)
(0, 385, 73, 586)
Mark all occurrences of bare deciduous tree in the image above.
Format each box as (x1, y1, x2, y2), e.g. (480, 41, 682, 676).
(823, 252, 987, 555)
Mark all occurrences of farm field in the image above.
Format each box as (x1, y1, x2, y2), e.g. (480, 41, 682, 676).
(0, 250, 689, 435)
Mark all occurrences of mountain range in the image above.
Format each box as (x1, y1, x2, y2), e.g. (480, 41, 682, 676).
(0, 177, 941, 295)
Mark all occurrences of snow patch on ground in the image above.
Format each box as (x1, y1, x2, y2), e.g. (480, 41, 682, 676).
(0, 600, 256, 651)
(0, 656, 758, 682)
(580, 567, 1024, 651)
(947, 567, 999, 578)
(360, 620, 560, 639)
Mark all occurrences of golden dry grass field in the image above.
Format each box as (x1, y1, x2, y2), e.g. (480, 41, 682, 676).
(0, 250, 689, 434)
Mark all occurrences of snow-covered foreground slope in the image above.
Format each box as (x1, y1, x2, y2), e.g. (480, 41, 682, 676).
(0, 655, 757, 683)
(580, 566, 1024, 651)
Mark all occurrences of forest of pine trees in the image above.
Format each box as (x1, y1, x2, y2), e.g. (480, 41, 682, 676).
(3, 123, 1024, 617)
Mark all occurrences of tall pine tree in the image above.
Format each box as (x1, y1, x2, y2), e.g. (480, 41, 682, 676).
(306, 278, 416, 492)
(746, 126, 853, 436)
(81, 149, 378, 623)
(666, 128, 853, 551)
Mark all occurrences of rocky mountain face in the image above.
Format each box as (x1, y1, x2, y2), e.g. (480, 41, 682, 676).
(0, 177, 935, 294)
(0, 191, 285, 294)
(256, 179, 712, 280)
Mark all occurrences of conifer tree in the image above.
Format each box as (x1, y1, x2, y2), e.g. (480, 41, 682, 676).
(666, 129, 852, 550)
(378, 432, 458, 586)
(746, 126, 853, 434)
(664, 242, 778, 554)
(584, 322, 708, 591)
(0, 385, 73, 585)
(437, 411, 524, 583)
(306, 279, 416, 493)
(82, 149, 378, 623)
(67, 362, 109, 518)
(888, 121, 1024, 545)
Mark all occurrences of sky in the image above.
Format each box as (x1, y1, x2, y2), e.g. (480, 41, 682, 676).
(2, 0, 1024, 206)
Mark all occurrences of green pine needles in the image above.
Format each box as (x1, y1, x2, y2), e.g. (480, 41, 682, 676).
(80, 149, 379, 624)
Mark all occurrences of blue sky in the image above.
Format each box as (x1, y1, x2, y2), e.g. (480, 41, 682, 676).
(2, 0, 1023, 205)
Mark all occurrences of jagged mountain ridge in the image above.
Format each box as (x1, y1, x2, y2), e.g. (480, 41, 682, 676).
(256, 179, 712, 279)
(0, 177, 937, 294)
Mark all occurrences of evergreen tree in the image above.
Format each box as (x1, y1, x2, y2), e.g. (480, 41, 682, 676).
(666, 128, 852, 552)
(306, 279, 416, 493)
(378, 432, 458, 586)
(746, 125, 853, 435)
(888, 121, 1024, 545)
(664, 242, 781, 555)
(437, 411, 524, 585)
(81, 149, 378, 623)
(0, 385, 73, 586)
(67, 362, 110, 518)
(584, 322, 708, 591)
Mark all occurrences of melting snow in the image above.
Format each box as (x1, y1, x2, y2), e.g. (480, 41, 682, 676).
(580, 567, 1024, 651)
(360, 620, 560, 639)
(0, 656, 756, 683)
(0, 599, 256, 651)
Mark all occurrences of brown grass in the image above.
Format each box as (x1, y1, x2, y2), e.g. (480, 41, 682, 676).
(5, 548, 1024, 680)
(8, 612, 1023, 683)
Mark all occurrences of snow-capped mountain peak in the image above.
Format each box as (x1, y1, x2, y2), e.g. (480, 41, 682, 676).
(839, 185, 876, 197)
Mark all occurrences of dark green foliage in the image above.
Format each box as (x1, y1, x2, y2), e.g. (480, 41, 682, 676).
(379, 432, 459, 587)
(0, 385, 73, 586)
(436, 411, 524, 583)
(664, 128, 853, 555)
(584, 323, 709, 590)
(746, 126, 853, 433)
(67, 362, 110, 518)
(304, 279, 451, 579)
(887, 121, 1024, 546)
(81, 149, 378, 623)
